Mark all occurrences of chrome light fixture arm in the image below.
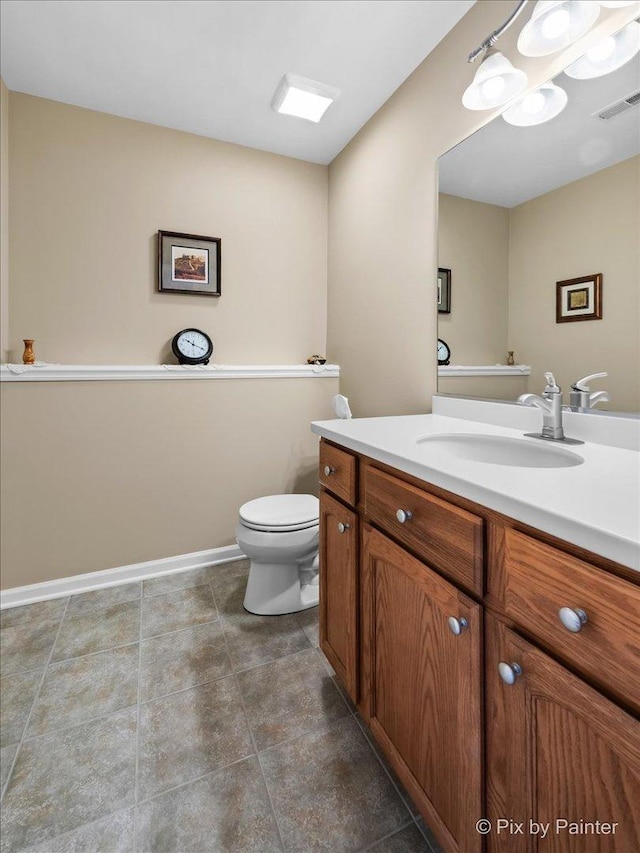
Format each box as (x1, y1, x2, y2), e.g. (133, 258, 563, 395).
(467, 0, 530, 63)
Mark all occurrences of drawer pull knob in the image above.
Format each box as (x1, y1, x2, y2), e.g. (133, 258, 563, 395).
(558, 607, 588, 633)
(498, 662, 522, 685)
(396, 509, 413, 524)
(448, 616, 468, 635)
(323, 465, 336, 477)
(337, 522, 351, 534)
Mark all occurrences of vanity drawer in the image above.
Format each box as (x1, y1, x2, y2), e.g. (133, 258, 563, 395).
(364, 465, 483, 593)
(503, 529, 640, 712)
(319, 441, 357, 507)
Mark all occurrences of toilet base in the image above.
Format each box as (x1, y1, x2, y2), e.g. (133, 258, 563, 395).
(243, 561, 319, 616)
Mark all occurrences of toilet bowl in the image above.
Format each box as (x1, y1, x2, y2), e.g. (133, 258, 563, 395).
(236, 494, 320, 616)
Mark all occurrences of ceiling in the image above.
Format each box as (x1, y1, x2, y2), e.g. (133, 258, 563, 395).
(439, 51, 640, 208)
(0, 0, 475, 165)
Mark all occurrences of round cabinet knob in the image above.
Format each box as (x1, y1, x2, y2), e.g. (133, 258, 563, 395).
(448, 616, 468, 636)
(558, 607, 588, 633)
(498, 662, 523, 685)
(337, 522, 351, 534)
(323, 465, 335, 477)
(396, 509, 413, 524)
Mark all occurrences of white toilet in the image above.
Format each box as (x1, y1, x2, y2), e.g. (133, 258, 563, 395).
(236, 494, 320, 615)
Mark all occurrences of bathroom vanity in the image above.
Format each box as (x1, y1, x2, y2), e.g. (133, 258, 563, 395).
(313, 404, 640, 853)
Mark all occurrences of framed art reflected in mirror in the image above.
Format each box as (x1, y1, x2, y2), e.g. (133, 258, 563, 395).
(437, 268, 451, 314)
(556, 274, 602, 323)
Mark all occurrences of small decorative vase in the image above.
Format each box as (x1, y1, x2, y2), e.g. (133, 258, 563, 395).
(22, 339, 35, 365)
(507, 351, 515, 366)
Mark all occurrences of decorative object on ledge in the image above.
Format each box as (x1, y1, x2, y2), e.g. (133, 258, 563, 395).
(437, 338, 451, 366)
(158, 230, 221, 297)
(171, 328, 213, 365)
(437, 268, 451, 314)
(22, 339, 35, 365)
(556, 273, 602, 323)
(507, 351, 515, 365)
(438, 364, 531, 377)
(307, 355, 326, 364)
(0, 364, 340, 383)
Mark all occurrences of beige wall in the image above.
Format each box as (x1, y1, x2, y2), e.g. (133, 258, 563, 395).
(509, 156, 640, 413)
(2, 94, 334, 589)
(438, 193, 509, 365)
(1, 379, 335, 589)
(8, 93, 328, 365)
(327, 1, 636, 417)
(0, 78, 8, 362)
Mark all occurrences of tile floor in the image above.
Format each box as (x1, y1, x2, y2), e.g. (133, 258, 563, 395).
(0, 560, 441, 853)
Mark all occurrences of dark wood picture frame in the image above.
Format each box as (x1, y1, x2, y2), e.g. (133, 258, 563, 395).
(158, 230, 221, 297)
(556, 274, 602, 323)
(437, 268, 451, 314)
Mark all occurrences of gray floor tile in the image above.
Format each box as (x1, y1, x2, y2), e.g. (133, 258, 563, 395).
(297, 606, 320, 647)
(1, 669, 43, 747)
(66, 584, 141, 615)
(1, 744, 18, 791)
(140, 621, 232, 702)
(260, 716, 410, 853)
(237, 647, 349, 751)
(0, 708, 137, 853)
(142, 567, 211, 597)
(51, 601, 140, 662)
(0, 600, 67, 630)
(222, 611, 311, 671)
(19, 809, 135, 853)
(0, 619, 61, 676)
(208, 560, 250, 616)
(27, 645, 139, 738)
(366, 823, 434, 853)
(138, 676, 254, 800)
(415, 820, 442, 853)
(141, 585, 218, 639)
(137, 756, 281, 853)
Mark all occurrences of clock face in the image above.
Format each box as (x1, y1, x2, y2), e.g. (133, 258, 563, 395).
(172, 328, 213, 364)
(437, 338, 450, 365)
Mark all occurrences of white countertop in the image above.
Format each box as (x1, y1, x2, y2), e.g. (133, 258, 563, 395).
(311, 413, 640, 572)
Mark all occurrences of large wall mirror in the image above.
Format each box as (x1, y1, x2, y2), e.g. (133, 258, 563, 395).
(437, 30, 639, 415)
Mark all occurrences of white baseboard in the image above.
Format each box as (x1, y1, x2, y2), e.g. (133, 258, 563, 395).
(0, 545, 246, 609)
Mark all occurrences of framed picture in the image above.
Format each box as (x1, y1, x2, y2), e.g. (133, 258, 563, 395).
(437, 268, 451, 314)
(158, 230, 221, 296)
(556, 274, 602, 323)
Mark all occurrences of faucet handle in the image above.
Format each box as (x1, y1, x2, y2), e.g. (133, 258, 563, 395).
(572, 372, 608, 391)
(544, 372, 560, 393)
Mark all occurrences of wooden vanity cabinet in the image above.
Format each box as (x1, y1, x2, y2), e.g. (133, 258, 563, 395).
(317, 438, 640, 853)
(361, 524, 483, 853)
(486, 614, 640, 853)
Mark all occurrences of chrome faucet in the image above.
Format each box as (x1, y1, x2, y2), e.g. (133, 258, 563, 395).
(569, 373, 609, 409)
(519, 372, 566, 440)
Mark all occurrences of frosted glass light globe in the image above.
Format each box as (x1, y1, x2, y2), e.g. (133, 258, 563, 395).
(482, 76, 507, 100)
(541, 9, 571, 39)
(587, 36, 616, 62)
(521, 92, 547, 115)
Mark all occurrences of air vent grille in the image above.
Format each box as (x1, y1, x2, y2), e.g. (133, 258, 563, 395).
(594, 90, 640, 121)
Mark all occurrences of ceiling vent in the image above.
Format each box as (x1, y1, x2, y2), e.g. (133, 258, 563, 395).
(593, 90, 640, 121)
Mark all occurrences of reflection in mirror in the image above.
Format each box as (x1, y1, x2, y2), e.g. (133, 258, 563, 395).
(437, 38, 639, 414)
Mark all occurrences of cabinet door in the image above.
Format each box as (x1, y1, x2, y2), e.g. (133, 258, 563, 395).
(361, 524, 483, 853)
(319, 490, 358, 703)
(486, 614, 640, 852)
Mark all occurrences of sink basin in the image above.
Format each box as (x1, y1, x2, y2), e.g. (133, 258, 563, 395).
(415, 433, 584, 469)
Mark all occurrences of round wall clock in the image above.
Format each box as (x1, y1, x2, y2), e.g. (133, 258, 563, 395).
(171, 328, 213, 365)
(437, 338, 451, 366)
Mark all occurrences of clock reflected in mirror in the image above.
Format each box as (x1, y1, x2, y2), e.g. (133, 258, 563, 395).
(437, 338, 451, 366)
(171, 328, 214, 365)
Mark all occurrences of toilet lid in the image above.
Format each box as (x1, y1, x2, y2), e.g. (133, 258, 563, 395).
(239, 494, 319, 532)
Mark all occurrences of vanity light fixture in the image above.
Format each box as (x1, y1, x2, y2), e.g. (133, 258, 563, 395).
(271, 74, 340, 123)
(565, 20, 640, 78)
(462, 51, 528, 110)
(598, 1, 640, 7)
(517, 1, 601, 57)
(502, 81, 568, 125)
